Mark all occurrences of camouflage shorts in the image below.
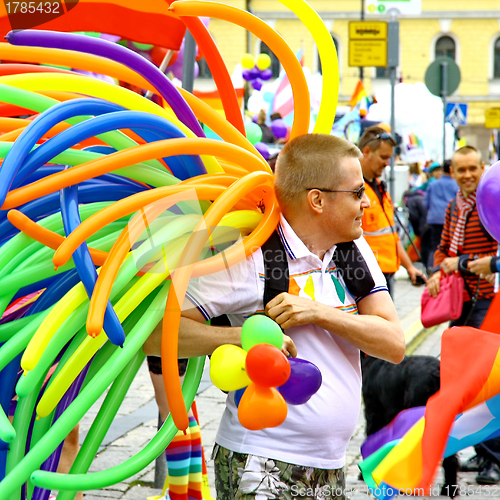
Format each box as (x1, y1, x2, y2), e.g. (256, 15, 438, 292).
(212, 444, 345, 500)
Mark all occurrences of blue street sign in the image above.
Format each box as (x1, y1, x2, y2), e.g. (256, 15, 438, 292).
(445, 102, 468, 126)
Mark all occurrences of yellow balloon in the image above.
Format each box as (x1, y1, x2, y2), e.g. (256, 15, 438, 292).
(210, 344, 251, 392)
(241, 53, 255, 70)
(256, 53, 271, 70)
(277, 0, 339, 134)
(21, 282, 88, 372)
(0, 73, 223, 174)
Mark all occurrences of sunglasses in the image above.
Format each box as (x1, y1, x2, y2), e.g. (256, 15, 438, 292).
(306, 185, 366, 200)
(364, 132, 396, 147)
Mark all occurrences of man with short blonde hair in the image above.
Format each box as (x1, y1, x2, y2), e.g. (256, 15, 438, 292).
(144, 133, 405, 500)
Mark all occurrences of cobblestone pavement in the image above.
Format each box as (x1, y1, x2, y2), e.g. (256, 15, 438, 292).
(57, 277, 500, 499)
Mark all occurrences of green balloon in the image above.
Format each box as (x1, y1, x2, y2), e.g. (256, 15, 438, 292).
(132, 41, 154, 51)
(245, 122, 263, 145)
(241, 315, 283, 351)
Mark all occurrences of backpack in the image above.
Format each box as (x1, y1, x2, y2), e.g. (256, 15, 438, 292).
(212, 231, 376, 326)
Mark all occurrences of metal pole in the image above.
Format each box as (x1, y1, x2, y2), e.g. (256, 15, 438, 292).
(360, 0, 364, 81)
(182, 30, 196, 93)
(441, 61, 448, 162)
(389, 65, 396, 202)
(145, 50, 174, 100)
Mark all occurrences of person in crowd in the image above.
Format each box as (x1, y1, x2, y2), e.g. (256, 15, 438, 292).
(256, 109, 276, 144)
(358, 126, 426, 295)
(144, 134, 405, 500)
(423, 160, 458, 272)
(427, 146, 499, 484)
(408, 162, 427, 189)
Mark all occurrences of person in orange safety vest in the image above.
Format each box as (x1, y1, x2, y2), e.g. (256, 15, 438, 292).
(358, 126, 426, 295)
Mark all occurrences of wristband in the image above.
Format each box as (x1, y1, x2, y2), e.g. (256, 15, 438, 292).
(490, 256, 500, 273)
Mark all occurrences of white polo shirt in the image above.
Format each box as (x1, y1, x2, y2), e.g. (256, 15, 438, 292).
(186, 216, 388, 469)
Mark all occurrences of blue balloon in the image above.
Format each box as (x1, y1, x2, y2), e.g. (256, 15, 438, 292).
(0, 183, 144, 243)
(234, 387, 246, 408)
(27, 269, 81, 316)
(15, 109, 204, 182)
(60, 183, 125, 346)
(0, 98, 123, 206)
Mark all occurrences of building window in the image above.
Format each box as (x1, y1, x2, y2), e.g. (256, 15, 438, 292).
(435, 36, 456, 60)
(318, 35, 340, 75)
(494, 37, 500, 78)
(198, 57, 212, 79)
(260, 41, 281, 78)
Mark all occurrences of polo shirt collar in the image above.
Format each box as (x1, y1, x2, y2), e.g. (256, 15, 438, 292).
(278, 215, 337, 263)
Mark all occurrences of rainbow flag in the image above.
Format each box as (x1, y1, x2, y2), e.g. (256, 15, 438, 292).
(270, 48, 304, 124)
(407, 132, 423, 150)
(348, 80, 374, 117)
(360, 326, 500, 499)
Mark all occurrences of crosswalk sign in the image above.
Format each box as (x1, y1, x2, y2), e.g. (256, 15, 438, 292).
(445, 102, 468, 127)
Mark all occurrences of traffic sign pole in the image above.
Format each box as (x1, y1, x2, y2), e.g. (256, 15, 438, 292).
(388, 19, 399, 203)
(441, 61, 448, 161)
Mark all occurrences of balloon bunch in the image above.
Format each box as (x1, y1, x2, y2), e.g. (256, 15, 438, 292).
(0, 0, 339, 496)
(241, 53, 273, 91)
(210, 315, 322, 431)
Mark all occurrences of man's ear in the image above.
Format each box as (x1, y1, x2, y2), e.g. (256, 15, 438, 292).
(362, 145, 371, 158)
(306, 190, 325, 214)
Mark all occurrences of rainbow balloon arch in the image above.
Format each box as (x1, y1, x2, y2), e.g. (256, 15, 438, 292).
(0, 0, 339, 497)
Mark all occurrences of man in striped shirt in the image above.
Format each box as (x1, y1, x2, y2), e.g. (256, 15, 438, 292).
(427, 145, 499, 484)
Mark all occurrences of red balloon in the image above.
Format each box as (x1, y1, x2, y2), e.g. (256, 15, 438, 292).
(238, 383, 287, 430)
(245, 344, 291, 387)
(151, 46, 178, 67)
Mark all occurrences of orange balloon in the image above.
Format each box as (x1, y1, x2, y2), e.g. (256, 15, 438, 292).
(168, 0, 310, 140)
(6, 210, 109, 266)
(2, 138, 268, 211)
(238, 383, 287, 430)
(160, 172, 277, 430)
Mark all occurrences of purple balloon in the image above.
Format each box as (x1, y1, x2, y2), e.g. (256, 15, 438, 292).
(260, 68, 273, 81)
(252, 78, 263, 91)
(6, 30, 205, 139)
(249, 66, 261, 80)
(252, 114, 259, 123)
(477, 160, 500, 241)
(254, 142, 270, 160)
(278, 358, 322, 405)
(234, 387, 246, 408)
(271, 118, 288, 139)
(242, 69, 252, 81)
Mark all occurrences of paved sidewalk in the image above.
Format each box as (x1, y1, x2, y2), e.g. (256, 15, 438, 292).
(71, 277, 498, 499)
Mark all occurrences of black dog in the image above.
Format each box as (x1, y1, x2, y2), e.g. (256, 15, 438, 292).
(361, 355, 459, 497)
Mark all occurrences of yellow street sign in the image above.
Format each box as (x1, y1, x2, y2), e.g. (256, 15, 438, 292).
(485, 108, 500, 129)
(349, 21, 388, 40)
(349, 21, 388, 67)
